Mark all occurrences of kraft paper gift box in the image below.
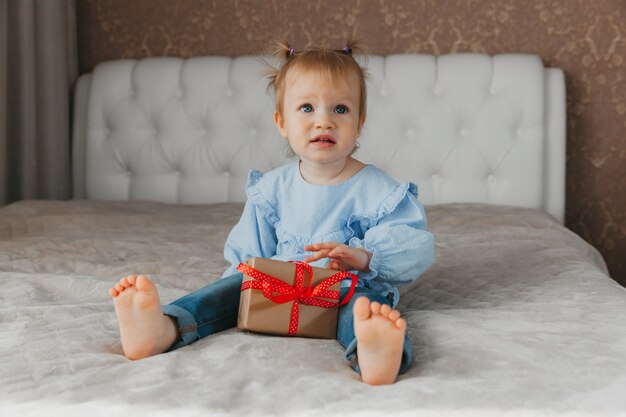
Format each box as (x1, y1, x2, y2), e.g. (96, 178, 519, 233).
(237, 257, 355, 339)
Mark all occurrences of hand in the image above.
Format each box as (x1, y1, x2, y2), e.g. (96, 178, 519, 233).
(304, 242, 372, 272)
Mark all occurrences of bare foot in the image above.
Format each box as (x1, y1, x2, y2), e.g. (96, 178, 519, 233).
(353, 297, 406, 385)
(109, 275, 178, 360)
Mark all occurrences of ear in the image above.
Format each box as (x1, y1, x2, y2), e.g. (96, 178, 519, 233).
(274, 111, 287, 138)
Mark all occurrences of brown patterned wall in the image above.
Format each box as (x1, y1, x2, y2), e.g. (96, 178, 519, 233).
(76, 0, 626, 286)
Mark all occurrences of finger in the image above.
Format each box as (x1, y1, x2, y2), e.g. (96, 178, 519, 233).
(328, 244, 351, 257)
(304, 249, 332, 263)
(304, 252, 321, 262)
(329, 246, 366, 263)
(329, 251, 351, 261)
(304, 242, 341, 251)
(328, 249, 341, 257)
(307, 249, 332, 261)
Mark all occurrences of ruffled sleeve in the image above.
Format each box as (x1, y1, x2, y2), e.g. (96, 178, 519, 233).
(347, 182, 435, 300)
(222, 170, 279, 277)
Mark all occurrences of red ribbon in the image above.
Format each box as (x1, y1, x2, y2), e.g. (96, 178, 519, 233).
(237, 261, 358, 336)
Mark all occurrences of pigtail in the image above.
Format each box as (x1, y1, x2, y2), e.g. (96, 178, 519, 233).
(274, 40, 297, 61)
(265, 40, 297, 95)
(339, 35, 369, 67)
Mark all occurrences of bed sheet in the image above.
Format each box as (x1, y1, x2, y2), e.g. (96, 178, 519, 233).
(0, 200, 624, 417)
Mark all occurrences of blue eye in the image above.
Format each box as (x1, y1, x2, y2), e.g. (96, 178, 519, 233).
(335, 105, 348, 114)
(300, 104, 313, 113)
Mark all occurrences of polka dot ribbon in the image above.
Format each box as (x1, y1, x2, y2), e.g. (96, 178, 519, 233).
(237, 261, 358, 336)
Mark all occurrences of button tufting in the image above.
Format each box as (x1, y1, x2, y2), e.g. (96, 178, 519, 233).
(84, 54, 549, 207)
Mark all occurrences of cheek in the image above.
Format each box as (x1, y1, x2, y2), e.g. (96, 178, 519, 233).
(345, 116, 361, 131)
(287, 114, 309, 128)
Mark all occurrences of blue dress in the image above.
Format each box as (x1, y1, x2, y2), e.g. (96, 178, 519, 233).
(162, 161, 435, 376)
(223, 160, 435, 307)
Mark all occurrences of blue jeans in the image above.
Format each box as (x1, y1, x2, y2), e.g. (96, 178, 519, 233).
(161, 273, 413, 375)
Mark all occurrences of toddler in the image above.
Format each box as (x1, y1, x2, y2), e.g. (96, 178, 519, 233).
(109, 39, 434, 385)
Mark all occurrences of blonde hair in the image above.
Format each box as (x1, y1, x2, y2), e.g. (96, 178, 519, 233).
(266, 37, 368, 124)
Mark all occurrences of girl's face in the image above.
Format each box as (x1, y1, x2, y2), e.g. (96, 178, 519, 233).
(274, 69, 364, 169)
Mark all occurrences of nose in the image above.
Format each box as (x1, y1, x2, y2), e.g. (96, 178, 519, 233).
(315, 110, 335, 130)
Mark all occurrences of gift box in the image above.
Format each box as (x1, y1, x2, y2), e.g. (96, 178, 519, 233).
(237, 257, 357, 339)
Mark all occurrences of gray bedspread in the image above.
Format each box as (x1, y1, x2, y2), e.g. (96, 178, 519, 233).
(1, 200, 624, 417)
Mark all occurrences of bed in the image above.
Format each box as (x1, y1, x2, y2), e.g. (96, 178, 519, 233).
(1, 54, 624, 417)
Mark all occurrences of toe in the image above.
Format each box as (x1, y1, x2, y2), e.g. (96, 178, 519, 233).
(127, 275, 137, 285)
(115, 283, 125, 292)
(120, 277, 131, 288)
(370, 301, 381, 315)
(109, 288, 119, 297)
(135, 275, 156, 294)
(380, 304, 392, 317)
(395, 317, 407, 332)
(388, 310, 401, 322)
(353, 297, 371, 321)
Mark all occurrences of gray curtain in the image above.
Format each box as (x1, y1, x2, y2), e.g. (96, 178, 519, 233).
(0, 0, 77, 206)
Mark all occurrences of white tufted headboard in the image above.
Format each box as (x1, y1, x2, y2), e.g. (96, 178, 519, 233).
(72, 54, 565, 222)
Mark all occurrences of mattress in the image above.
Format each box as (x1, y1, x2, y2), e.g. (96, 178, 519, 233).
(1, 200, 624, 417)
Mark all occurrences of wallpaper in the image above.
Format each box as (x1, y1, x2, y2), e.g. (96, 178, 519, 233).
(76, 0, 626, 285)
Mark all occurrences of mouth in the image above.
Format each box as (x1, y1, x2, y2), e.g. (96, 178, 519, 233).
(310, 135, 336, 144)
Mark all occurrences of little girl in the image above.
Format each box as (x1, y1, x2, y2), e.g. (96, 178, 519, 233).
(109, 39, 434, 386)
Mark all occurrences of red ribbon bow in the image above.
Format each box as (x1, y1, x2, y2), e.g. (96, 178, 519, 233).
(237, 261, 358, 336)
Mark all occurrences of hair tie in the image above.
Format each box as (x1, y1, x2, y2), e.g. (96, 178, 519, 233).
(288, 47, 296, 56)
(342, 46, 352, 55)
